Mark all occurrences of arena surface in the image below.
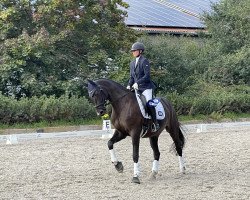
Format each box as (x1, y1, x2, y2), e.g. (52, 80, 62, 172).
(0, 126, 249, 200)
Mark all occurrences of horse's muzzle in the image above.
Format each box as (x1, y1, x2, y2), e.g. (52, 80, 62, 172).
(97, 109, 106, 116)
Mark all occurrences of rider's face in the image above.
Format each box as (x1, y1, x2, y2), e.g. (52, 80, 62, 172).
(132, 50, 140, 57)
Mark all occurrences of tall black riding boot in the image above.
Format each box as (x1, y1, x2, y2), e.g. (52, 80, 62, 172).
(148, 106, 160, 132)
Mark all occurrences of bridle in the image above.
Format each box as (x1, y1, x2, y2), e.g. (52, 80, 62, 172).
(89, 87, 109, 109)
(89, 86, 129, 109)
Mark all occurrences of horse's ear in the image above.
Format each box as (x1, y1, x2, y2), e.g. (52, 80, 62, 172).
(87, 79, 97, 86)
(87, 79, 98, 95)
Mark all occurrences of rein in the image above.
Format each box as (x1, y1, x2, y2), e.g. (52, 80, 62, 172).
(105, 91, 129, 106)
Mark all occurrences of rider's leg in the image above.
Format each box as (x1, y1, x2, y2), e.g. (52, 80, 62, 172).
(142, 89, 153, 102)
(142, 89, 159, 132)
(147, 105, 160, 132)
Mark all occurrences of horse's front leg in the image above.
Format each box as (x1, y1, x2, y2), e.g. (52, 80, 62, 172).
(131, 134, 141, 184)
(107, 130, 126, 173)
(149, 136, 160, 180)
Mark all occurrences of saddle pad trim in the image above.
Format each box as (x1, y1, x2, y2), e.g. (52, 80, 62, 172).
(135, 91, 165, 120)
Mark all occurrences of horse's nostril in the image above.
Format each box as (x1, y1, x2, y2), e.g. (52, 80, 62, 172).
(100, 111, 104, 115)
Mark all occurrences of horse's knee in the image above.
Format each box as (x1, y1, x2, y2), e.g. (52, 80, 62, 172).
(107, 140, 113, 150)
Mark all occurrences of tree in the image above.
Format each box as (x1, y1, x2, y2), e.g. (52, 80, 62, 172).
(203, 0, 250, 85)
(204, 0, 250, 53)
(0, 0, 137, 98)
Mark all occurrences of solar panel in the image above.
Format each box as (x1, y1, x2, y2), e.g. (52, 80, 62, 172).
(165, 0, 219, 15)
(123, 0, 219, 28)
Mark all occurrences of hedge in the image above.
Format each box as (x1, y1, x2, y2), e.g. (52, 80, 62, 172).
(0, 84, 249, 124)
(0, 95, 97, 124)
(162, 84, 250, 116)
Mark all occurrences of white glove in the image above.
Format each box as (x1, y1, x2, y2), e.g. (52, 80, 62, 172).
(126, 85, 131, 90)
(132, 83, 138, 90)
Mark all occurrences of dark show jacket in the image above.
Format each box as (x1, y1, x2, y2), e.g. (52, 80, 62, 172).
(128, 56, 154, 92)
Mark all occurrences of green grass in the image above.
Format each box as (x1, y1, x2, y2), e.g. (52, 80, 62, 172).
(0, 112, 249, 130)
(179, 112, 250, 122)
(0, 118, 102, 130)
(222, 112, 250, 120)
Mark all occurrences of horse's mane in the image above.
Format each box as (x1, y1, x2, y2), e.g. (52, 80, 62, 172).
(96, 78, 127, 92)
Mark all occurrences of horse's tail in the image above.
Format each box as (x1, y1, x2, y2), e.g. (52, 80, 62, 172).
(161, 97, 185, 154)
(170, 123, 186, 156)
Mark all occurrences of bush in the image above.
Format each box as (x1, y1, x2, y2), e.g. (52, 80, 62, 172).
(0, 94, 97, 124)
(161, 84, 250, 116)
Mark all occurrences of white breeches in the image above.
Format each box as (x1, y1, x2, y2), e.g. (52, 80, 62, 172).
(142, 89, 153, 102)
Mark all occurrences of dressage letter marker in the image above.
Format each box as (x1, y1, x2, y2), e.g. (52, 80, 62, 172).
(6, 135, 18, 145)
(196, 124, 207, 133)
(102, 120, 112, 138)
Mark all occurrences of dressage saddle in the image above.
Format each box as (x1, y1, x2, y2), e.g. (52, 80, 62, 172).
(137, 93, 159, 132)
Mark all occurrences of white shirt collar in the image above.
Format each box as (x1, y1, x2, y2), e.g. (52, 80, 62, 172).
(135, 56, 140, 66)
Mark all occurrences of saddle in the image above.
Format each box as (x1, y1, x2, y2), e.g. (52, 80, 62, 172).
(134, 91, 165, 137)
(135, 91, 165, 120)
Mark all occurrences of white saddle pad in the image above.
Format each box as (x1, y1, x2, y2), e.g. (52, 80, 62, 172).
(135, 91, 165, 120)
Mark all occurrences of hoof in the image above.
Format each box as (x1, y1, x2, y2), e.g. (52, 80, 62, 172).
(115, 161, 124, 173)
(132, 176, 140, 184)
(149, 171, 158, 180)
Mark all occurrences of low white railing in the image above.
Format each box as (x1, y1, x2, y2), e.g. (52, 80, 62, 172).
(1, 121, 249, 144)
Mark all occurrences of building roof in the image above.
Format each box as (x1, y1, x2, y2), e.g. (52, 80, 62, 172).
(123, 0, 219, 35)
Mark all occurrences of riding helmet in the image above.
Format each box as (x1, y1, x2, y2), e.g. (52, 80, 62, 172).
(131, 42, 145, 52)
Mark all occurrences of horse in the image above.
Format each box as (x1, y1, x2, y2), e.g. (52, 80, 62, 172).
(87, 78, 185, 184)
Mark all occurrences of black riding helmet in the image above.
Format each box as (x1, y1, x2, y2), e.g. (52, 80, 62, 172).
(130, 42, 145, 52)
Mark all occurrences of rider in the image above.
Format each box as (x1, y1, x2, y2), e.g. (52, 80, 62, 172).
(126, 42, 159, 132)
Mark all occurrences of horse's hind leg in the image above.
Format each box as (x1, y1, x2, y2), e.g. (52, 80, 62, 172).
(107, 129, 126, 173)
(177, 128, 186, 173)
(167, 126, 186, 174)
(149, 136, 160, 179)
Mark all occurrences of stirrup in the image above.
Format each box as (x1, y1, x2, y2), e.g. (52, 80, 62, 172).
(152, 123, 160, 132)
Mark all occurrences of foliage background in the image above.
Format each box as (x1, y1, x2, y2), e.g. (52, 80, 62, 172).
(0, 0, 249, 125)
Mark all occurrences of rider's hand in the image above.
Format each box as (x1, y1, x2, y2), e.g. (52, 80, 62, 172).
(132, 83, 138, 90)
(126, 85, 131, 90)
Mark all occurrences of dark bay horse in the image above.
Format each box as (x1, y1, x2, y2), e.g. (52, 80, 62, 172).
(87, 79, 185, 184)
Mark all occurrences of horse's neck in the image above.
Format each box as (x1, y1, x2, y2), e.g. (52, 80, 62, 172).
(110, 91, 136, 114)
(103, 85, 127, 105)
(98, 80, 133, 111)
(101, 83, 126, 102)
(109, 89, 127, 103)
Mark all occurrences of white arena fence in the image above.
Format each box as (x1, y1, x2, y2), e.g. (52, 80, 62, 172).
(182, 121, 250, 133)
(0, 121, 249, 144)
